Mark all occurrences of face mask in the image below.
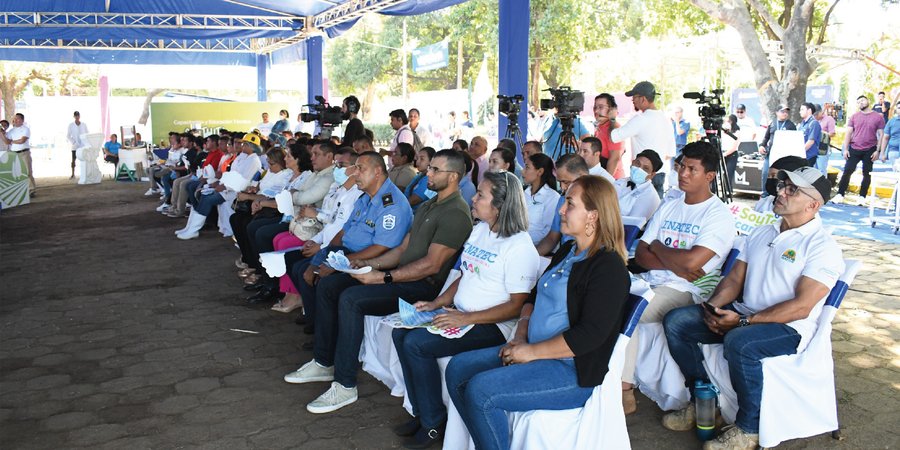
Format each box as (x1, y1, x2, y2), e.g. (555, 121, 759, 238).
(765, 178, 779, 197)
(333, 166, 349, 185)
(630, 166, 648, 185)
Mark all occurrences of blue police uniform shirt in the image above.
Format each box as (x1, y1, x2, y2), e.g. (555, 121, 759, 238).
(341, 178, 412, 252)
(542, 116, 591, 161)
(549, 195, 573, 245)
(404, 173, 430, 212)
(799, 116, 822, 159)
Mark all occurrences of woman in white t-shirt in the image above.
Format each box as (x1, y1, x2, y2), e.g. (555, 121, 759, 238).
(523, 153, 561, 245)
(391, 171, 540, 446)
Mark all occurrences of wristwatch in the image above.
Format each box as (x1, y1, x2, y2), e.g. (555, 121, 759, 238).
(383, 271, 393, 284)
(738, 315, 751, 327)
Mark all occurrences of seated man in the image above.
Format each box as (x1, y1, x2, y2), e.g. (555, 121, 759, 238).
(622, 141, 736, 414)
(661, 167, 843, 449)
(535, 153, 589, 256)
(577, 136, 615, 183)
(103, 133, 121, 164)
(284, 150, 473, 415)
(753, 156, 809, 213)
(616, 149, 663, 223)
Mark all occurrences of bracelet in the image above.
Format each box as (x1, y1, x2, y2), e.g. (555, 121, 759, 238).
(518, 316, 531, 322)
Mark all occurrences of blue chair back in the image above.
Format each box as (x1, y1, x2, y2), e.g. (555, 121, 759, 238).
(825, 280, 849, 309)
(720, 248, 740, 278)
(251, 171, 263, 182)
(624, 225, 641, 250)
(621, 294, 649, 338)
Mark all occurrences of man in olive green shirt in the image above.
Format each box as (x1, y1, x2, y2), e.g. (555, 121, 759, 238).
(284, 149, 473, 414)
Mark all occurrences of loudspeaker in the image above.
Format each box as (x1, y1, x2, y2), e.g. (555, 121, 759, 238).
(733, 156, 763, 194)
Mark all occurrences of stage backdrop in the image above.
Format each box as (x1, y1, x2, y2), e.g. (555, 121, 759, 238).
(150, 102, 289, 146)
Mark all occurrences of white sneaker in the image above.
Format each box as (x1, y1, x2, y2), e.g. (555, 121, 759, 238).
(156, 203, 170, 213)
(144, 188, 157, 196)
(307, 382, 358, 414)
(284, 360, 334, 384)
(830, 193, 844, 204)
(176, 230, 199, 240)
(702, 424, 758, 450)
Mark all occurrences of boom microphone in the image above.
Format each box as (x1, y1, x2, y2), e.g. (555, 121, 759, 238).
(683, 92, 703, 100)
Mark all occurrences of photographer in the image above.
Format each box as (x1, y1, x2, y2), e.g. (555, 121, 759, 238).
(541, 107, 591, 161)
(612, 81, 676, 197)
(340, 96, 365, 147)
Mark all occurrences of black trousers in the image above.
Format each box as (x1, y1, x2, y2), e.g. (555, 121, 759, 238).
(837, 147, 876, 197)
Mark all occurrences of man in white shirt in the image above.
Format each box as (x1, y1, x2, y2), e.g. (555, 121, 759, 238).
(616, 149, 663, 224)
(621, 141, 736, 414)
(256, 112, 274, 137)
(734, 104, 757, 143)
(66, 111, 89, 179)
(1, 113, 35, 196)
(612, 81, 677, 198)
(577, 136, 615, 183)
(535, 153, 589, 256)
(467, 136, 490, 186)
(661, 167, 843, 450)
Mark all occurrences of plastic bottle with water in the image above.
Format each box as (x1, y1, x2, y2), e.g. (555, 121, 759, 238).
(694, 380, 719, 441)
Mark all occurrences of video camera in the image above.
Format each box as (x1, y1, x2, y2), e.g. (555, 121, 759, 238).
(540, 87, 585, 119)
(300, 95, 343, 129)
(497, 94, 524, 119)
(683, 89, 726, 131)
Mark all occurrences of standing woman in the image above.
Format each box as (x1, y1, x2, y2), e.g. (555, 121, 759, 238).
(522, 153, 560, 245)
(391, 171, 540, 447)
(405, 147, 437, 211)
(445, 175, 631, 450)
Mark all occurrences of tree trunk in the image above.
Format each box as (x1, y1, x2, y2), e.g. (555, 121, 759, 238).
(530, 46, 542, 109)
(362, 83, 376, 121)
(1, 77, 17, 122)
(137, 89, 164, 125)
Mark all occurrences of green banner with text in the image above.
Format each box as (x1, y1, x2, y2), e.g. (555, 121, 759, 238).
(150, 102, 289, 147)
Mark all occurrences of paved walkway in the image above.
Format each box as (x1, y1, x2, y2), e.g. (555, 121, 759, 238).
(1, 178, 898, 449)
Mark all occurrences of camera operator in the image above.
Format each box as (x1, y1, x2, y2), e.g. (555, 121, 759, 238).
(541, 107, 591, 161)
(340, 96, 365, 148)
(612, 81, 676, 198)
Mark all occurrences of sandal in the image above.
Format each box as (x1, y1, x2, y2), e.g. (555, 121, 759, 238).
(271, 300, 303, 313)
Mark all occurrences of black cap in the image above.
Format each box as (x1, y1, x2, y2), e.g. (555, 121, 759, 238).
(625, 81, 657, 98)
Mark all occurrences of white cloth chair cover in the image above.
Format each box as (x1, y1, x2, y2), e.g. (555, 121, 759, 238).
(76, 133, 104, 185)
(216, 199, 235, 237)
(259, 245, 305, 278)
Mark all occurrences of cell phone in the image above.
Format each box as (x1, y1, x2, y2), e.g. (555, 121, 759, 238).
(702, 302, 723, 317)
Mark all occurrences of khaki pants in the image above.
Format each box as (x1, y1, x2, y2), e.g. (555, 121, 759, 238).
(18, 150, 36, 192)
(170, 175, 193, 214)
(622, 286, 695, 384)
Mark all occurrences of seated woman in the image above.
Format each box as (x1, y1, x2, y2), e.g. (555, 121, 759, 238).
(488, 147, 515, 173)
(391, 171, 540, 447)
(522, 153, 561, 245)
(230, 147, 296, 285)
(268, 109, 291, 147)
(445, 175, 631, 450)
(103, 133, 121, 164)
(388, 142, 418, 192)
(176, 133, 262, 240)
(405, 147, 436, 211)
(615, 149, 663, 223)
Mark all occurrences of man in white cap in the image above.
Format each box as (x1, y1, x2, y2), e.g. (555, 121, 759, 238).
(612, 81, 676, 197)
(660, 166, 843, 450)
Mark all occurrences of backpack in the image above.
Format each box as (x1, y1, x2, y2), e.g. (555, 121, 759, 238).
(410, 128, 425, 152)
(818, 132, 830, 156)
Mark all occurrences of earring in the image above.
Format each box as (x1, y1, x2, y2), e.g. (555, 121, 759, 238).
(585, 223, 595, 237)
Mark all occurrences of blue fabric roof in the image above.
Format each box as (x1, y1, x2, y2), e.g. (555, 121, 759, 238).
(0, 0, 466, 66)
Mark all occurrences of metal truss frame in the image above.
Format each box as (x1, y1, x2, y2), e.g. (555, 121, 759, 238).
(0, 12, 304, 31)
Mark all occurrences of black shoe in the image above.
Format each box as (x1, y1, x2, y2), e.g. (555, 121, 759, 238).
(294, 314, 307, 325)
(393, 418, 421, 437)
(403, 423, 444, 449)
(303, 324, 315, 335)
(301, 341, 314, 351)
(246, 288, 278, 304)
(243, 282, 266, 292)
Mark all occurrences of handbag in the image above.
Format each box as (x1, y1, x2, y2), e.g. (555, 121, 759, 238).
(233, 199, 253, 214)
(289, 217, 324, 241)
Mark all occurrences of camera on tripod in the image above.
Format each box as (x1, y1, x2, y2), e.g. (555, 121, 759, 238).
(540, 87, 585, 119)
(683, 89, 727, 131)
(497, 94, 524, 119)
(300, 95, 343, 129)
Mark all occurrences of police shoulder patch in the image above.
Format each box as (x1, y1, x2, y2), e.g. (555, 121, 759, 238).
(382, 194, 394, 207)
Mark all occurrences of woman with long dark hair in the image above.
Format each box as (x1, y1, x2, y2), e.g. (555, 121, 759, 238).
(522, 153, 559, 245)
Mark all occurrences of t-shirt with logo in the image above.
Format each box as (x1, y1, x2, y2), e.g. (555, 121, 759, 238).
(734, 217, 843, 350)
(455, 222, 540, 338)
(639, 194, 736, 296)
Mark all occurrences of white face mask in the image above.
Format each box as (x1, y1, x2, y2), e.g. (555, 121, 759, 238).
(630, 166, 648, 184)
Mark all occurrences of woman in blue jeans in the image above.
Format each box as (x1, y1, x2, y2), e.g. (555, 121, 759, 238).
(445, 175, 632, 450)
(391, 171, 539, 449)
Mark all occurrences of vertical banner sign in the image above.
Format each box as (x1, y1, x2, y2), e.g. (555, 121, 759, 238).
(411, 41, 449, 73)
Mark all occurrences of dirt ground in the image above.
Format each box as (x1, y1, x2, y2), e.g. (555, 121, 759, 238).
(1, 177, 897, 449)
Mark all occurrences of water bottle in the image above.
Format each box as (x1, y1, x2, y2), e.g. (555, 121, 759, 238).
(694, 380, 718, 441)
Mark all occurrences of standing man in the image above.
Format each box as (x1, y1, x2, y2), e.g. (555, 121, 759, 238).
(1, 113, 35, 196)
(340, 96, 365, 147)
(815, 104, 836, 175)
(593, 93, 624, 178)
(798, 103, 822, 167)
(672, 106, 691, 155)
(285, 150, 472, 415)
(873, 91, 891, 122)
(734, 104, 757, 143)
(833, 95, 886, 204)
(467, 136, 490, 186)
(757, 105, 796, 197)
(612, 81, 677, 198)
(389, 109, 415, 155)
(66, 111, 89, 179)
(409, 108, 431, 148)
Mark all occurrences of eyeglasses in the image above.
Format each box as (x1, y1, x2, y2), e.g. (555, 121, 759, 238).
(426, 165, 454, 174)
(776, 181, 817, 200)
(335, 161, 352, 168)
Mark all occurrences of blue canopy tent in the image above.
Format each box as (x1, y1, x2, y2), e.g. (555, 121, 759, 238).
(0, 0, 529, 137)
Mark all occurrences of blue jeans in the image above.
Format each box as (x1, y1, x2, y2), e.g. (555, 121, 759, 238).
(445, 346, 594, 450)
(194, 192, 225, 216)
(313, 274, 439, 388)
(887, 149, 899, 168)
(815, 152, 830, 176)
(760, 156, 770, 197)
(392, 325, 505, 428)
(663, 304, 800, 433)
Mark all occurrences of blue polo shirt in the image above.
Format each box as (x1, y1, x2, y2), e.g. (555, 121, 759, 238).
(104, 141, 121, 155)
(885, 117, 900, 152)
(542, 116, 591, 161)
(673, 119, 690, 149)
(799, 116, 822, 159)
(341, 178, 412, 252)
